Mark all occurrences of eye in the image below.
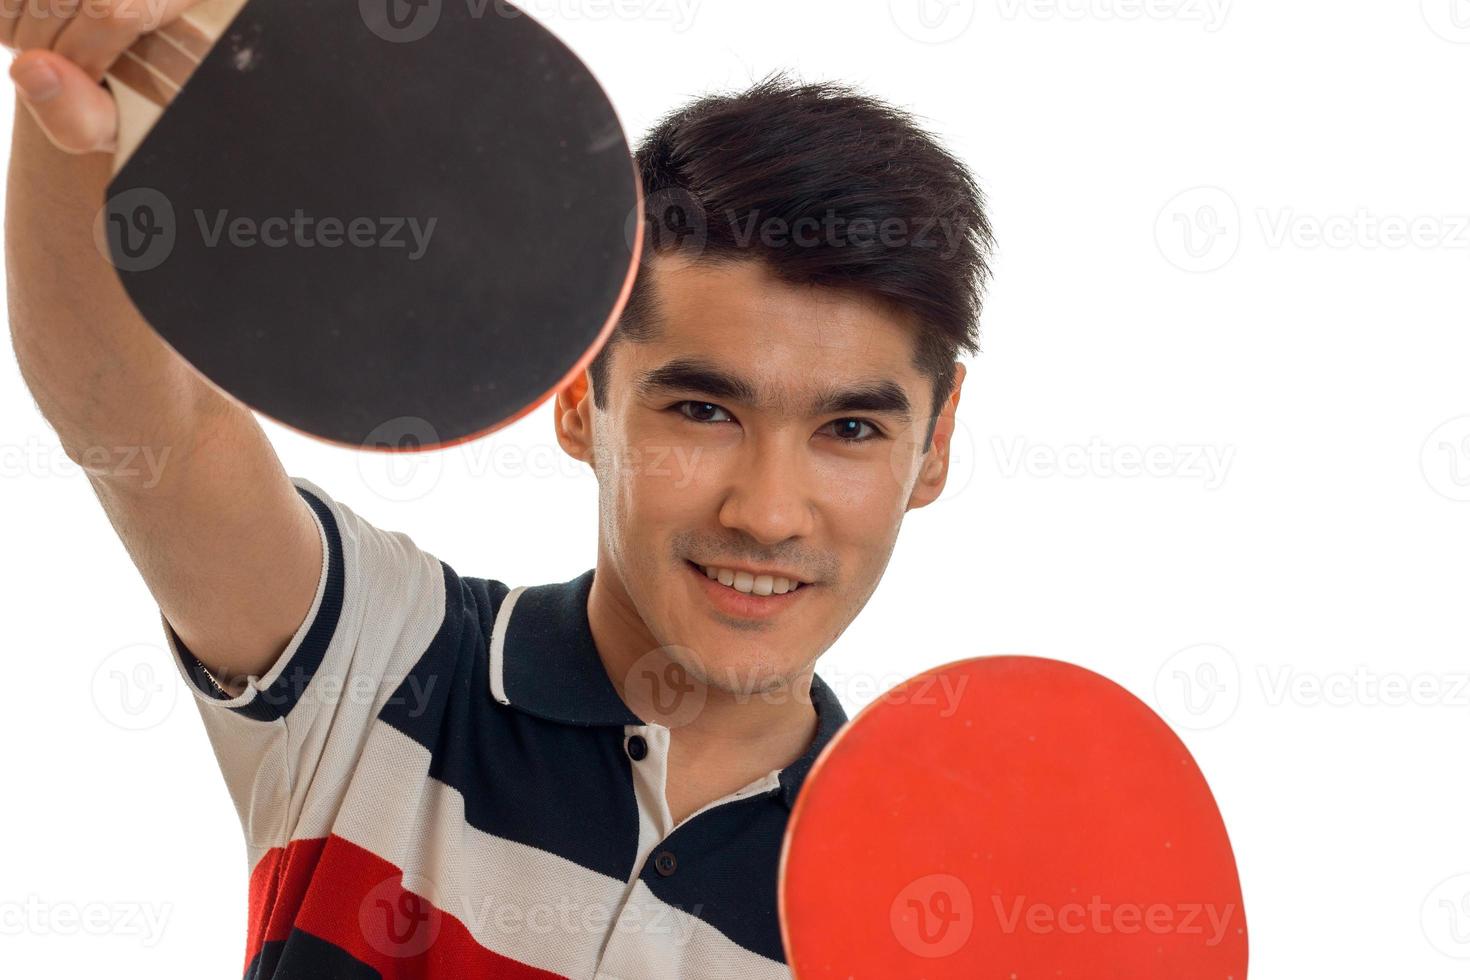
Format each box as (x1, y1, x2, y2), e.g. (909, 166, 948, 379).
(823, 418, 883, 443)
(673, 401, 734, 425)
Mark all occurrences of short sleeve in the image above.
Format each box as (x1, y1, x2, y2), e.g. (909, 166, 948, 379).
(159, 475, 451, 853)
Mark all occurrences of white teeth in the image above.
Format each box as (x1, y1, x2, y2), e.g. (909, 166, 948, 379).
(700, 565, 804, 596)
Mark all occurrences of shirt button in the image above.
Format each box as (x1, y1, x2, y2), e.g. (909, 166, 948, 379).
(653, 850, 678, 877)
(626, 735, 648, 761)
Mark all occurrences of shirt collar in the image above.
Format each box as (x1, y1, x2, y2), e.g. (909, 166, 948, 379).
(487, 568, 849, 809)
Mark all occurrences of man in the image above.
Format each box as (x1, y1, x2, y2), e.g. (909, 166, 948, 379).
(6, 7, 992, 976)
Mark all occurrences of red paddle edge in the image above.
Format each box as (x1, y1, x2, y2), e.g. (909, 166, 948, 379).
(776, 654, 1248, 973)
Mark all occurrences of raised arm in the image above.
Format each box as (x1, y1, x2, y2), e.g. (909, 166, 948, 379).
(5, 22, 320, 692)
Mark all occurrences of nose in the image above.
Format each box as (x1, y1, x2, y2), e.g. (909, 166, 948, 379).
(717, 434, 815, 547)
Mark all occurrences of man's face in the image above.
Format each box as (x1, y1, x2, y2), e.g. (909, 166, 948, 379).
(562, 255, 962, 699)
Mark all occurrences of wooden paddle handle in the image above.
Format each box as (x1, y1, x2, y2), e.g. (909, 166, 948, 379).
(107, 0, 248, 169)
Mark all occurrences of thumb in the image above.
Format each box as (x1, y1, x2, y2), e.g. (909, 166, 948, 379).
(10, 49, 119, 155)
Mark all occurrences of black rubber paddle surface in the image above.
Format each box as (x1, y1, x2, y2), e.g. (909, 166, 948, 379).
(106, 0, 639, 449)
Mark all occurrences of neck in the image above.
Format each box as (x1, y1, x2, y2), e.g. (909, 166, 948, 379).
(586, 562, 820, 778)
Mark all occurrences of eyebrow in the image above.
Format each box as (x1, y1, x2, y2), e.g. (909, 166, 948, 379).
(634, 357, 914, 421)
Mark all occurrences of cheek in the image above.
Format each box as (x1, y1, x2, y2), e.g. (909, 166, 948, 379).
(602, 436, 714, 542)
(812, 454, 912, 523)
(621, 417, 726, 502)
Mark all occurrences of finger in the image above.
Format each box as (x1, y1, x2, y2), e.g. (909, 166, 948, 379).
(10, 48, 118, 153)
(0, 0, 30, 49)
(54, 0, 191, 80)
(11, 0, 82, 53)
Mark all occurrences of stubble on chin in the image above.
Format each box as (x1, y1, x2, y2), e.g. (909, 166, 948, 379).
(675, 645, 812, 702)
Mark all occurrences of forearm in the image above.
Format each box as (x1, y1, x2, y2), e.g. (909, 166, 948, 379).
(5, 100, 220, 483)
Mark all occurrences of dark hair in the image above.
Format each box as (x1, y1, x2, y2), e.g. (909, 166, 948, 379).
(588, 72, 994, 450)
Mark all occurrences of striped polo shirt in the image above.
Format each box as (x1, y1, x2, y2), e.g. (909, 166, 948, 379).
(159, 476, 849, 979)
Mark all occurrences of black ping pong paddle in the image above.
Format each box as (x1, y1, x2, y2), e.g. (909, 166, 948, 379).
(100, 0, 642, 451)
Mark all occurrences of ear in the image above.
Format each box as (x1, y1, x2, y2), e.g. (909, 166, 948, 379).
(907, 362, 965, 512)
(554, 369, 595, 465)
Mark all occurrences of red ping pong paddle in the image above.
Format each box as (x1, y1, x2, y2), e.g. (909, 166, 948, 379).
(780, 656, 1249, 978)
(100, 0, 641, 451)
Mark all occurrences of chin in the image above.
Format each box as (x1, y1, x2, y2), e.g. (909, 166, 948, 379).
(678, 644, 805, 699)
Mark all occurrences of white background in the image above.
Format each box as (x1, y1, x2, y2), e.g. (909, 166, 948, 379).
(3, 0, 1470, 975)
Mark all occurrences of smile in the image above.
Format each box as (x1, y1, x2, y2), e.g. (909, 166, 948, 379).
(697, 563, 809, 596)
(685, 560, 814, 620)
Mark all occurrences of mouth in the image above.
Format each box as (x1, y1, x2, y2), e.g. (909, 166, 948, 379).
(685, 559, 814, 620)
